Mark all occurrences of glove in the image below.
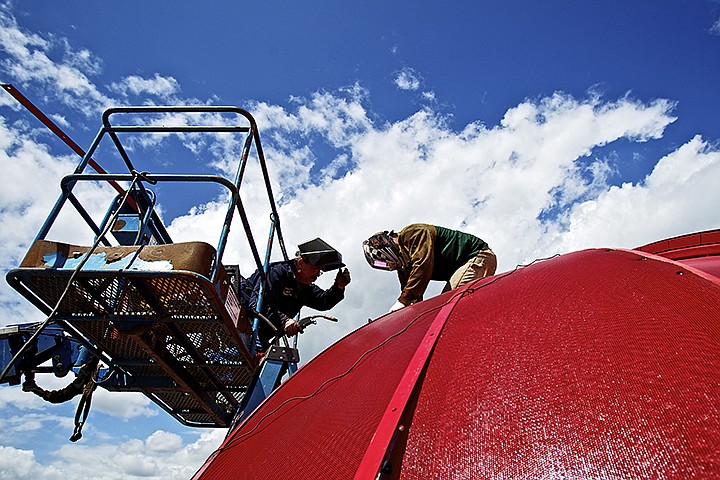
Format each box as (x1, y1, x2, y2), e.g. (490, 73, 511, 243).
(389, 301, 405, 313)
(335, 268, 351, 289)
(283, 318, 303, 336)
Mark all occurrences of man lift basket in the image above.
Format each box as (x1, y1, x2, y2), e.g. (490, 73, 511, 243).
(0, 86, 312, 438)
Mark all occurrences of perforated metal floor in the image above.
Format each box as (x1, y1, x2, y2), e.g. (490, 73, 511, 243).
(8, 268, 256, 427)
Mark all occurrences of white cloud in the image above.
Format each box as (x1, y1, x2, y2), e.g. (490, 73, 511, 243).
(0, 5, 185, 116)
(110, 74, 181, 99)
(90, 389, 158, 420)
(146, 430, 183, 452)
(394, 67, 422, 91)
(0, 446, 63, 480)
(422, 91, 436, 102)
(0, 382, 60, 411)
(711, 18, 720, 36)
(0, 6, 112, 115)
(0, 114, 121, 327)
(554, 134, 720, 251)
(0, 429, 225, 480)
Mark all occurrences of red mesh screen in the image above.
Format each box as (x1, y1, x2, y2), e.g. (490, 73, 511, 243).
(400, 249, 720, 478)
(195, 248, 720, 479)
(195, 293, 452, 479)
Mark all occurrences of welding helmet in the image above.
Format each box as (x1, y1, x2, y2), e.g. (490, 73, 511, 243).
(363, 231, 404, 271)
(297, 238, 345, 271)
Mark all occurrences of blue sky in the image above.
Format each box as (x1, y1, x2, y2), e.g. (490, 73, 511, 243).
(1, 1, 720, 478)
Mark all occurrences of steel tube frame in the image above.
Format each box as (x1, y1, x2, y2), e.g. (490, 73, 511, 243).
(5, 100, 295, 427)
(34, 104, 287, 285)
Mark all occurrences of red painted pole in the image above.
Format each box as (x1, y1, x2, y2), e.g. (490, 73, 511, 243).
(1, 83, 134, 208)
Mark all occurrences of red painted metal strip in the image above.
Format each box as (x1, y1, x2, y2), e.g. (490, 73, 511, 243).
(702, 230, 720, 244)
(636, 228, 720, 255)
(622, 248, 720, 287)
(354, 293, 463, 480)
(1, 83, 134, 207)
(654, 243, 720, 260)
(667, 233, 702, 250)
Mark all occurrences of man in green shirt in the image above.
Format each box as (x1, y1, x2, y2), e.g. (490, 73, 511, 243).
(363, 223, 496, 312)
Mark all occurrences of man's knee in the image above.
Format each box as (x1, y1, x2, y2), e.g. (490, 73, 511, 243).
(479, 250, 497, 276)
(450, 250, 496, 289)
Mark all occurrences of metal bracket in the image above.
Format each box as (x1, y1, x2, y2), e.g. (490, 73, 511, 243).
(265, 345, 300, 364)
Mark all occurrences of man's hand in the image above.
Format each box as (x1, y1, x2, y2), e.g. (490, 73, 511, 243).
(283, 319, 303, 336)
(335, 268, 351, 289)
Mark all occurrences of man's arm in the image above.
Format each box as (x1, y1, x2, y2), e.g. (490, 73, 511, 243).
(300, 271, 349, 311)
(397, 225, 436, 305)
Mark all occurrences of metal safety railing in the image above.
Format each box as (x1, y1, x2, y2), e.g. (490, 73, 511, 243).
(1, 96, 294, 428)
(35, 105, 289, 282)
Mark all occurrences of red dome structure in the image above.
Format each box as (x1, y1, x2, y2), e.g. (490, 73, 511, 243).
(194, 230, 720, 479)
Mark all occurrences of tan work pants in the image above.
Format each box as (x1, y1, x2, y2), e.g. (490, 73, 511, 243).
(444, 249, 497, 291)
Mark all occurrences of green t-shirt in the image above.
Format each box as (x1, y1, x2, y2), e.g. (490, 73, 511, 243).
(432, 225, 489, 280)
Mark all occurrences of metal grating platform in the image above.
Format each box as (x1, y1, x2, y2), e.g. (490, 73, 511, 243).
(7, 268, 257, 427)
